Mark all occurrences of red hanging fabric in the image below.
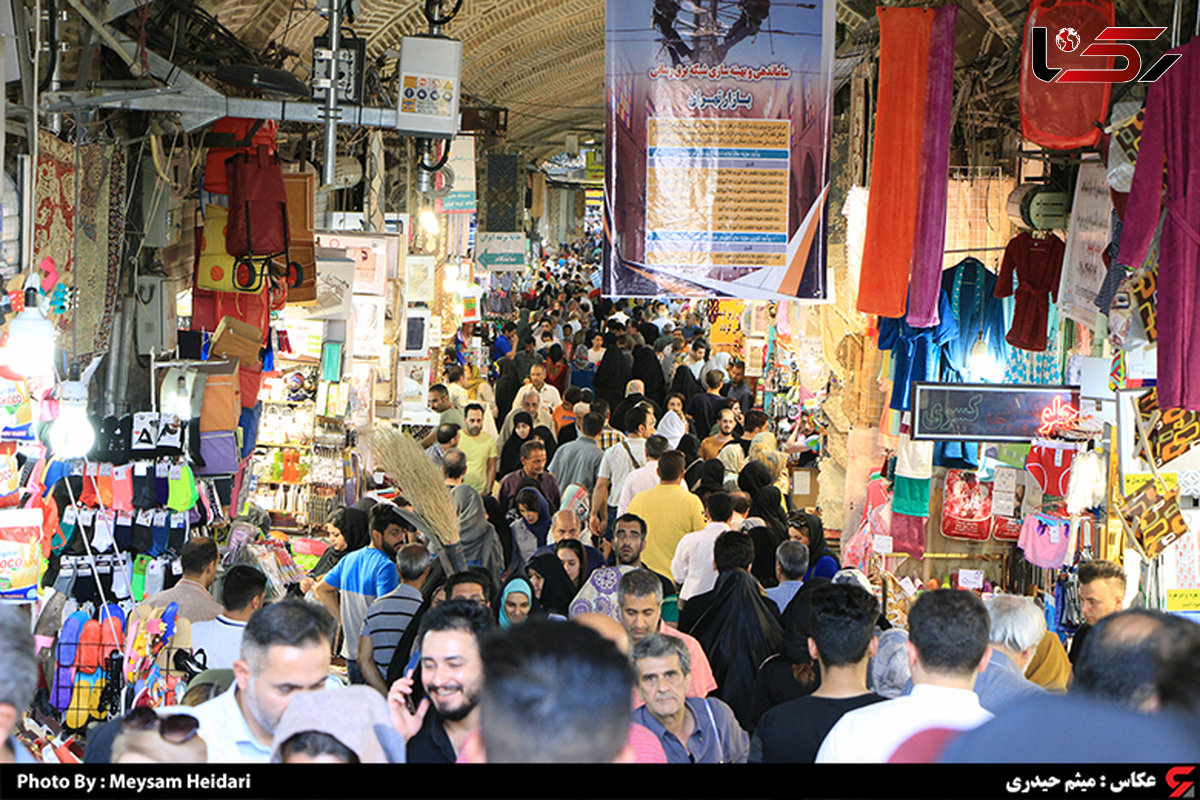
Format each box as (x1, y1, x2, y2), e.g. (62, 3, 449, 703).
(1019, 0, 1114, 150)
(857, 7, 934, 318)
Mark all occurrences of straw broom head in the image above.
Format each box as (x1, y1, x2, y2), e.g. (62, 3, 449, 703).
(363, 425, 460, 546)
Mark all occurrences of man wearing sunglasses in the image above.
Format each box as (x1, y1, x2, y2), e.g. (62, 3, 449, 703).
(187, 599, 336, 762)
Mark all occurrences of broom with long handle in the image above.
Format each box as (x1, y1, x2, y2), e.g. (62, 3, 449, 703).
(363, 425, 467, 574)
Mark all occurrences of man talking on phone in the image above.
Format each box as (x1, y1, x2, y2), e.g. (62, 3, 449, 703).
(386, 600, 494, 763)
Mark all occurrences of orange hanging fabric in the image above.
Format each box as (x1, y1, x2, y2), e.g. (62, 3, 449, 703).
(857, 7, 934, 318)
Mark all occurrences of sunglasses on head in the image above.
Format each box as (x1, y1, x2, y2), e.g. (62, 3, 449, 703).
(121, 706, 200, 744)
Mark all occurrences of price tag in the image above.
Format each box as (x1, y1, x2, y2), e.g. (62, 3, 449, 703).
(959, 569, 985, 590)
(155, 462, 169, 478)
(872, 534, 893, 555)
(62, 506, 78, 525)
(78, 508, 96, 525)
(153, 510, 169, 527)
(170, 513, 187, 528)
(134, 461, 150, 478)
(117, 511, 134, 525)
(170, 559, 183, 576)
(70, 463, 85, 476)
(169, 464, 183, 481)
(1049, 523, 1062, 544)
(900, 576, 918, 597)
(136, 509, 155, 526)
(99, 463, 113, 476)
(86, 463, 100, 477)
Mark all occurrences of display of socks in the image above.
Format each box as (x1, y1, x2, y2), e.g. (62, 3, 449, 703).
(114, 512, 133, 551)
(90, 511, 114, 552)
(150, 511, 169, 556)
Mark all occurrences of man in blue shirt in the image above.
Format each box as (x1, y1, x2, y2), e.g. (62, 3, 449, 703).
(974, 594, 1047, 714)
(631, 633, 748, 763)
(766, 541, 809, 614)
(491, 321, 517, 363)
(315, 503, 408, 684)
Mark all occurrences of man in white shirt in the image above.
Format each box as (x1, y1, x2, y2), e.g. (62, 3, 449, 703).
(670, 492, 734, 602)
(187, 598, 335, 762)
(616, 434, 668, 516)
(190, 565, 267, 671)
(527, 363, 562, 412)
(816, 589, 994, 763)
(591, 406, 654, 540)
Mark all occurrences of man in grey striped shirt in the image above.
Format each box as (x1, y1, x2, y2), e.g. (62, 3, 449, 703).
(359, 544, 432, 693)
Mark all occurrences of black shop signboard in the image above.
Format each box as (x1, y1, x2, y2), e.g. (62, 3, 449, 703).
(912, 383, 1082, 442)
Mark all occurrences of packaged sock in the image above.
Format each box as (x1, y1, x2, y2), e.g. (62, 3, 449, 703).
(110, 415, 133, 465)
(132, 509, 154, 553)
(131, 412, 159, 454)
(167, 464, 199, 511)
(155, 462, 169, 506)
(110, 464, 133, 511)
(167, 513, 187, 552)
(155, 416, 184, 458)
(150, 510, 169, 556)
(110, 555, 132, 600)
(69, 508, 95, 556)
(143, 557, 165, 596)
(54, 507, 79, 555)
(114, 512, 133, 551)
(131, 462, 156, 509)
(131, 554, 151, 601)
(78, 465, 98, 507)
(91, 510, 114, 552)
(96, 466, 114, 508)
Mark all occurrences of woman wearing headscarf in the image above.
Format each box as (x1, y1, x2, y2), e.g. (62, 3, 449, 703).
(494, 356, 520, 425)
(524, 551, 577, 618)
(497, 578, 534, 628)
(691, 459, 727, 507)
(544, 343, 569, 396)
(790, 513, 839, 581)
(271, 686, 405, 763)
(681, 558, 784, 730)
(555, 538, 592, 593)
(869, 628, 912, 699)
(750, 577, 829, 728)
(740, 461, 789, 589)
(1025, 629, 1071, 692)
(631, 343, 666, 408)
(508, 487, 552, 564)
(679, 434, 705, 489)
(593, 333, 632, 410)
(530, 424, 558, 464)
(499, 411, 535, 477)
(657, 409, 687, 449)
(452, 479, 504, 586)
(717, 442, 747, 485)
(299, 506, 370, 595)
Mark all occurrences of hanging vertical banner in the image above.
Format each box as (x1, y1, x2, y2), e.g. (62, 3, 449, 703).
(439, 138, 477, 213)
(1058, 159, 1113, 331)
(604, 0, 835, 301)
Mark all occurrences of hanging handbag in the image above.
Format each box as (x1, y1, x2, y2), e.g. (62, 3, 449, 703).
(225, 144, 288, 257)
(203, 118, 278, 195)
(195, 206, 266, 294)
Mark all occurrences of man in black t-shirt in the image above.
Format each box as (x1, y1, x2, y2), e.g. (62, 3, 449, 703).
(751, 583, 886, 762)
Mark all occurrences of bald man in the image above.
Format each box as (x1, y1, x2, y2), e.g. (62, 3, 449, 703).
(530, 511, 607, 575)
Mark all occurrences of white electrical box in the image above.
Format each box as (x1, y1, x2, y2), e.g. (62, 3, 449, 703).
(135, 276, 179, 356)
(396, 36, 463, 137)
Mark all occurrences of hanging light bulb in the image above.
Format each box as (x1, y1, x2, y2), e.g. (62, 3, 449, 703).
(420, 209, 439, 234)
(48, 367, 94, 458)
(165, 374, 190, 421)
(4, 288, 55, 377)
(968, 331, 1003, 383)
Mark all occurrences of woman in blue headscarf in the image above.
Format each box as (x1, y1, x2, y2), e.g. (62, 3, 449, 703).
(498, 578, 533, 628)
